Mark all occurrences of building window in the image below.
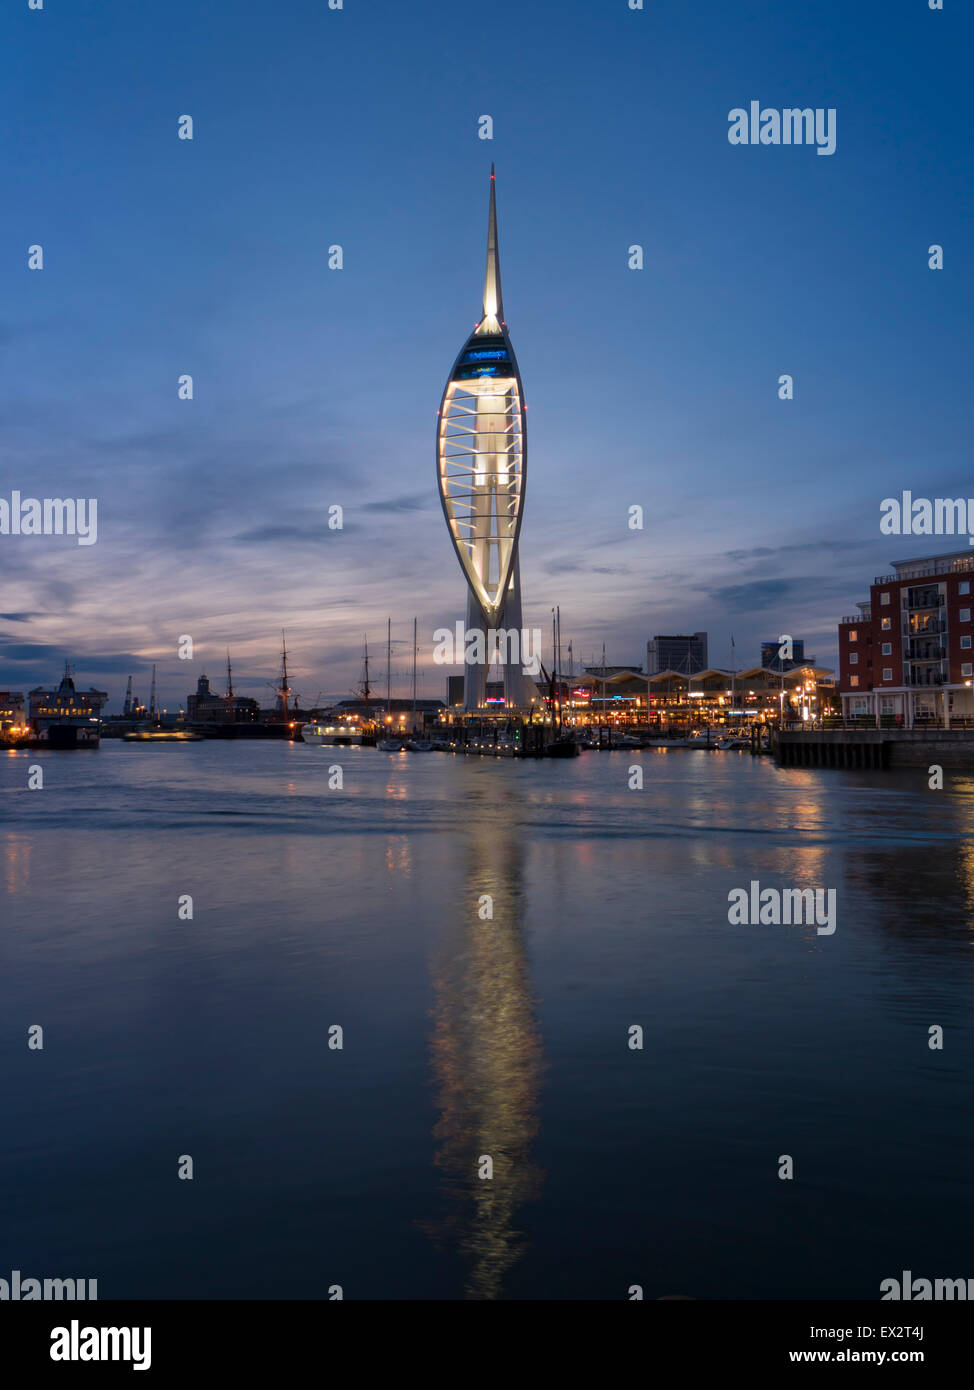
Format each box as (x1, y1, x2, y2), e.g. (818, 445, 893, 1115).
(880, 591, 890, 605)
(849, 652, 858, 664)
(961, 582, 971, 595)
(961, 609, 971, 623)
(882, 668, 893, 681)
(881, 617, 892, 631)
(963, 636, 972, 650)
(849, 630, 858, 642)
(850, 676, 859, 687)
(882, 642, 892, 655)
(963, 663, 973, 677)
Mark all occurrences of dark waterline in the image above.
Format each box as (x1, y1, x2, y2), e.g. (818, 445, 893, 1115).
(1, 741, 972, 1299)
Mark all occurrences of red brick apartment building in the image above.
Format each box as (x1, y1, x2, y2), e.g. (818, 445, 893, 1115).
(838, 550, 974, 724)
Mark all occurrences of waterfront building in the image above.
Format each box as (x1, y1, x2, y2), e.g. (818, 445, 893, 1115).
(646, 633, 708, 675)
(436, 660, 835, 731)
(436, 167, 534, 711)
(187, 673, 260, 724)
(551, 663, 835, 729)
(838, 549, 974, 724)
(0, 691, 26, 734)
(28, 666, 108, 747)
(339, 696, 444, 723)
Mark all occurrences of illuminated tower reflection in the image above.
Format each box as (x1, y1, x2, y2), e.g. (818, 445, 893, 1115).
(425, 794, 543, 1298)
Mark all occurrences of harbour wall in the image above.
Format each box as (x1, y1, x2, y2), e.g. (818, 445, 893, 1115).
(775, 729, 974, 769)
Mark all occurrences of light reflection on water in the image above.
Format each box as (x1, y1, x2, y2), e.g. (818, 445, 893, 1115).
(1, 741, 973, 1299)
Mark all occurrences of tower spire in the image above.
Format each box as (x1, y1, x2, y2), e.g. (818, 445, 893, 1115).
(480, 163, 503, 333)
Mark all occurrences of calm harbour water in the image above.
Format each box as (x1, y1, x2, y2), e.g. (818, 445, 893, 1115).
(1, 740, 973, 1300)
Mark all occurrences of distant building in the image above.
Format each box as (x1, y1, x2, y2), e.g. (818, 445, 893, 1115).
(28, 667, 108, 745)
(345, 697, 445, 719)
(0, 691, 25, 732)
(838, 549, 974, 723)
(646, 633, 708, 675)
(187, 673, 260, 723)
(760, 639, 811, 673)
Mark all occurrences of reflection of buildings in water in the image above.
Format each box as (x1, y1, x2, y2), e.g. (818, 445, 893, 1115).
(384, 835, 412, 877)
(845, 779, 974, 948)
(425, 803, 543, 1299)
(3, 833, 32, 896)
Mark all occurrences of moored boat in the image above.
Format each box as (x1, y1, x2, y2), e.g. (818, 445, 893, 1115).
(301, 723, 364, 746)
(122, 729, 203, 742)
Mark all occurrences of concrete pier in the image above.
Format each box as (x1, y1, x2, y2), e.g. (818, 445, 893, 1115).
(774, 728, 974, 769)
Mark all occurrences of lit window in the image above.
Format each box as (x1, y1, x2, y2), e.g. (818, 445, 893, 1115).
(849, 653, 858, 664)
(881, 618, 891, 631)
(882, 668, 893, 681)
(850, 676, 859, 687)
(880, 592, 890, 605)
(882, 643, 892, 655)
(849, 630, 858, 641)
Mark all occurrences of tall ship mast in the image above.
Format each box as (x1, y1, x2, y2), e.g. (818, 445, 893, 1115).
(274, 631, 293, 717)
(356, 638, 373, 719)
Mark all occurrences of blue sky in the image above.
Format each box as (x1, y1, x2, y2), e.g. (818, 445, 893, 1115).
(2, 0, 971, 707)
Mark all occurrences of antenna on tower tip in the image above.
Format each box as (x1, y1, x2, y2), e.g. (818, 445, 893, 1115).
(481, 164, 503, 330)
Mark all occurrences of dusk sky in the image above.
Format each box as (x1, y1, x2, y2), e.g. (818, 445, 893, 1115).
(3, 0, 971, 708)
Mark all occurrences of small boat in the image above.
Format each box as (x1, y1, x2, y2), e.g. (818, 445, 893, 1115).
(301, 723, 363, 746)
(405, 738, 434, 752)
(123, 729, 203, 742)
(687, 729, 723, 748)
(377, 738, 404, 751)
